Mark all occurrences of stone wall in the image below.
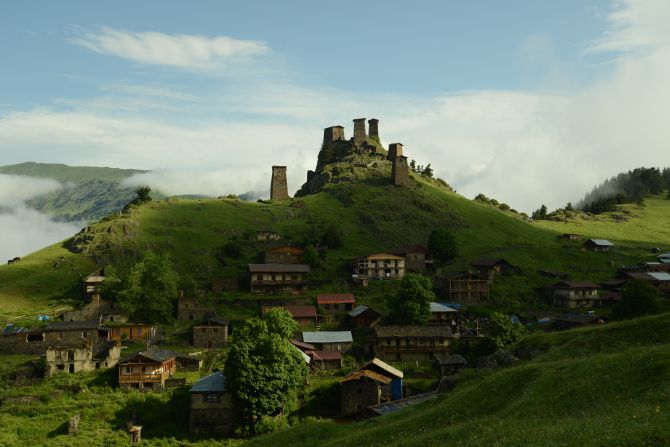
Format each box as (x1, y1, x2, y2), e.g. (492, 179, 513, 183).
(388, 143, 403, 160)
(189, 392, 234, 437)
(0, 334, 45, 355)
(392, 156, 410, 186)
(192, 325, 228, 349)
(340, 380, 381, 416)
(323, 126, 345, 145)
(353, 118, 367, 146)
(368, 119, 379, 139)
(270, 166, 289, 201)
(45, 342, 120, 377)
(44, 329, 100, 346)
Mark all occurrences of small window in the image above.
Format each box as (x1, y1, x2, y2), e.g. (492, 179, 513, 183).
(126, 367, 131, 373)
(213, 328, 219, 333)
(82, 331, 88, 338)
(356, 404, 362, 410)
(189, 314, 194, 320)
(205, 393, 220, 403)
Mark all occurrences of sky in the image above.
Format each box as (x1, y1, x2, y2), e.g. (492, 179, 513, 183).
(1, 0, 670, 258)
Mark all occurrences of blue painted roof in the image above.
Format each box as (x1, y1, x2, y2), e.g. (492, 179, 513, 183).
(191, 371, 226, 393)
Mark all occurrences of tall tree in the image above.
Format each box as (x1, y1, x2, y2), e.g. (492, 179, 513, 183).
(428, 229, 459, 264)
(387, 273, 434, 325)
(117, 251, 179, 323)
(489, 312, 527, 349)
(225, 308, 308, 434)
(613, 279, 661, 319)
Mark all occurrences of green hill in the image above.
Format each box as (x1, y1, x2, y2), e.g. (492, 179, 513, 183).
(0, 162, 147, 221)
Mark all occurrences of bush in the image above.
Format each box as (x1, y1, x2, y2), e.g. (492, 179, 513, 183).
(428, 229, 459, 264)
(613, 279, 661, 319)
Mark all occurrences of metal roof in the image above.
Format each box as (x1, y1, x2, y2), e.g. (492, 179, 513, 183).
(308, 350, 342, 361)
(430, 302, 458, 313)
(374, 325, 453, 338)
(359, 357, 404, 379)
(349, 305, 368, 317)
(191, 371, 226, 393)
(249, 264, 310, 273)
(317, 294, 356, 304)
(291, 344, 311, 364)
(262, 305, 318, 318)
(649, 272, 670, 281)
(586, 239, 614, 246)
(302, 331, 353, 344)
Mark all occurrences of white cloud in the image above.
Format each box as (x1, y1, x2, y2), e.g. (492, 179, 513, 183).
(0, 174, 64, 207)
(70, 27, 269, 71)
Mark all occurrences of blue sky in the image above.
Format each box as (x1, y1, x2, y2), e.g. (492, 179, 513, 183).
(1, 0, 669, 218)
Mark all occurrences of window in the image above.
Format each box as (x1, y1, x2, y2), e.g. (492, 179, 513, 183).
(213, 328, 219, 333)
(256, 274, 263, 281)
(126, 367, 131, 374)
(205, 393, 220, 403)
(291, 274, 298, 281)
(356, 404, 362, 410)
(82, 331, 88, 339)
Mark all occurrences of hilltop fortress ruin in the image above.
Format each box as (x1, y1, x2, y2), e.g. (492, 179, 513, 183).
(270, 117, 411, 200)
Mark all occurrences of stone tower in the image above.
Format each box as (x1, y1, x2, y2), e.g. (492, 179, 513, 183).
(271, 166, 289, 201)
(323, 125, 345, 145)
(392, 156, 409, 186)
(368, 119, 379, 139)
(353, 118, 367, 146)
(388, 143, 403, 160)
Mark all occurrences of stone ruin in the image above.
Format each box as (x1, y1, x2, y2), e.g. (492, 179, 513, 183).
(270, 165, 289, 201)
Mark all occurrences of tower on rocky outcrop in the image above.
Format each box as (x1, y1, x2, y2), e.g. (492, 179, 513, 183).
(388, 143, 403, 160)
(392, 155, 410, 186)
(368, 119, 379, 140)
(353, 118, 367, 146)
(271, 166, 289, 201)
(323, 125, 345, 146)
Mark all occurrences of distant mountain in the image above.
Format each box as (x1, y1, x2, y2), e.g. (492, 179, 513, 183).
(0, 162, 149, 222)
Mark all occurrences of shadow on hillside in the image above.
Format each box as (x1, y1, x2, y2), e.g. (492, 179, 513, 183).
(113, 387, 190, 440)
(47, 421, 68, 438)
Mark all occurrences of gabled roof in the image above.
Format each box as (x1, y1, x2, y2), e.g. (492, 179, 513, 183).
(430, 302, 458, 313)
(349, 305, 383, 318)
(45, 321, 101, 332)
(585, 239, 614, 247)
(374, 325, 453, 338)
(249, 264, 310, 273)
(291, 340, 316, 351)
(316, 294, 356, 305)
(649, 272, 670, 281)
(302, 331, 353, 344)
(262, 305, 318, 319)
(83, 269, 105, 283)
(340, 369, 392, 385)
(291, 344, 311, 364)
(308, 350, 342, 361)
(191, 371, 226, 393)
(551, 281, 600, 289)
(120, 346, 177, 364)
(359, 357, 404, 379)
(360, 253, 405, 260)
(200, 312, 230, 326)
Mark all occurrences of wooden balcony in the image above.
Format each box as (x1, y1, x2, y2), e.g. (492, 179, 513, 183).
(119, 372, 168, 384)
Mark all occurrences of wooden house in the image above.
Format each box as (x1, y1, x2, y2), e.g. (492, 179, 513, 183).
(373, 325, 453, 361)
(264, 245, 304, 264)
(261, 305, 319, 327)
(317, 294, 356, 313)
(249, 264, 310, 295)
(428, 302, 458, 325)
(340, 370, 392, 416)
(107, 324, 155, 342)
(355, 254, 405, 280)
(583, 239, 614, 252)
(435, 353, 467, 377)
(358, 358, 404, 400)
(548, 281, 601, 308)
(301, 331, 353, 352)
(348, 305, 384, 328)
(118, 347, 177, 391)
(445, 272, 490, 303)
(192, 314, 229, 349)
(307, 350, 342, 370)
(189, 371, 234, 437)
(395, 245, 430, 272)
(624, 272, 670, 294)
(471, 258, 511, 282)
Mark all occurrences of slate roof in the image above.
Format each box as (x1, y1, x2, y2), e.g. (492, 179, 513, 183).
(585, 239, 614, 247)
(249, 264, 310, 273)
(430, 302, 458, 313)
(291, 340, 316, 351)
(302, 331, 353, 344)
(349, 305, 383, 318)
(361, 253, 405, 260)
(45, 321, 101, 332)
(317, 294, 356, 305)
(191, 371, 226, 393)
(120, 346, 178, 364)
(200, 312, 230, 326)
(340, 369, 391, 385)
(374, 325, 453, 338)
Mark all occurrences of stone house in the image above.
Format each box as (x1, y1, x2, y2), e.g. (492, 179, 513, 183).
(358, 358, 404, 400)
(118, 347, 177, 391)
(301, 331, 353, 352)
(317, 294, 356, 313)
(107, 324, 156, 342)
(445, 272, 490, 303)
(395, 245, 431, 272)
(45, 341, 121, 377)
(44, 321, 109, 346)
(61, 295, 128, 324)
(340, 370, 392, 416)
(373, 325, 453, 361)
(177, 291, 210, 322)
(264, 246, 305, 264)
(435, 354, 467, 377)
(249, 264, 310, 295)
(471, 258, 511, 282)
(583, 239, 614, 252)
(306, 349, 342, 370)
(189, 371, 234, 437)
(0, 327, 46, 355)
(428, 302, 458, 325)
(355, 254, 405, 280)
(549, 281, 601, 308)
(262, 305, 319, 327)
(348, 305, 384, 328)
(192, 314, 229, 349)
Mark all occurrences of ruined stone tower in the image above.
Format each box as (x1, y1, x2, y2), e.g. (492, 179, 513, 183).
(323, 125, 345, 146)
(388, 143, 403, 160)
(392, 155, 410, 186)
(368, 119, 379, 139)
(271, 166, 289, 201)
(353, 118, 367, 146)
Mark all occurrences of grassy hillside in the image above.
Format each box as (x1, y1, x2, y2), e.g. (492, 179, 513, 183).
(243, 313, 670, 447)
(0, 162, 147, 221)
(1, 159, 667, 322)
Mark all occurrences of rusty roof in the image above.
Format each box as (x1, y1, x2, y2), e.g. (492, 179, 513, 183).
(262, 305, 318, 318)
(308, 350, 342, 361)
(316, 294, 356, 304)
(340, 369, 392, 385)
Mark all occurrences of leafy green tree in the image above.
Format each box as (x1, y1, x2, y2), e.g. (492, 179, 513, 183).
(613, 279, 661, 319)
(423, 164, 434, 178)
(387, 273, 434, 325)
(225, 308, 308, 434)
(410, 159, 417, 172)
(99, 265, 122, 299)
(428, 229, 459, 264)
(303, 245, 319, 268)
(532, 204, 548, 220)
(117, 251, 179, 323)
(489, 312, 527, 349)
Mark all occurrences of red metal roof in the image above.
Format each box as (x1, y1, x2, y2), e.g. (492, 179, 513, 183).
(308, 350, 342, 361)
(291, 340, 316, 351)
(262, 305, 317, 318)
(316, 294, 356, 304)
